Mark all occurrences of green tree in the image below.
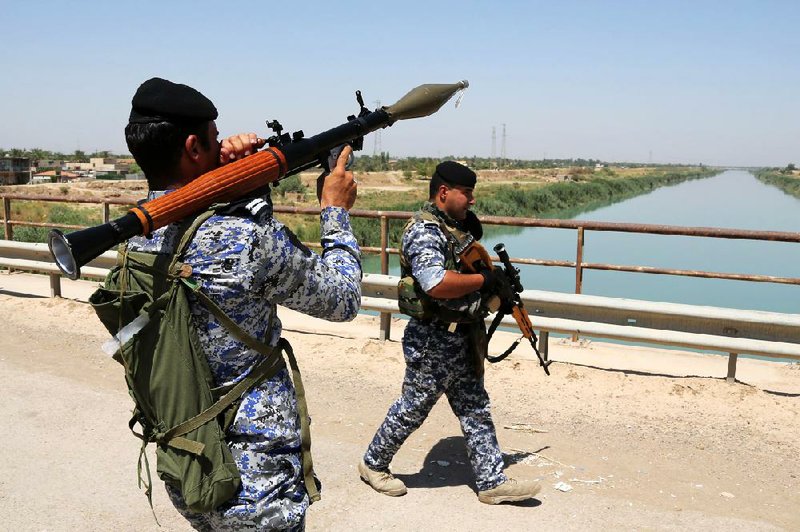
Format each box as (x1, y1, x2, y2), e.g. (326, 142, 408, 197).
(275, 174, 307, 195)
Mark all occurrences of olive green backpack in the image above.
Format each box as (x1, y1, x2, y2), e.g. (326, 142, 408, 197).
(89, 210, 319, 514)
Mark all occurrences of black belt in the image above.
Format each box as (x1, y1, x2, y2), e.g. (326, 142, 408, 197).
(419, 319, 472, 334)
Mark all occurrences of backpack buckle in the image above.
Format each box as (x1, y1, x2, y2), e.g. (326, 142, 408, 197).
(171, 263, 193, 278)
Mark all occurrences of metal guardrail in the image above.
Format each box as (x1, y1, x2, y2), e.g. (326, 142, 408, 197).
(2, 243, 799, 382)
(3, 193, 800, 381)
(360, 272, 800, 381)
(4, 192, 800, 343)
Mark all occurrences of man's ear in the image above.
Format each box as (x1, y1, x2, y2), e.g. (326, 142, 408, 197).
(438, 183, 449, 201)
(184, 134, 200, 161)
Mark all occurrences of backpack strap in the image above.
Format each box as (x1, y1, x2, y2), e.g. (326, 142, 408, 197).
(184, 281, 319, 502)
(281, 338, 319, 502)
(167, 208, 321, 503)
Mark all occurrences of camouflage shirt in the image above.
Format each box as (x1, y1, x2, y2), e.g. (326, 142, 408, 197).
(128, 188, 361, 529)
(402, 203, 482, 318)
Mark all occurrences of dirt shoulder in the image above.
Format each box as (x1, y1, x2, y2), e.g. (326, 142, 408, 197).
(1, 272, 798, 531)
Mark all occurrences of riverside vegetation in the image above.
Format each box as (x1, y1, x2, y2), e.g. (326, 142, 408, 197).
(755, 165, 800, 198)
(1, 165, 717, 248)
(342, 165, 717, 247)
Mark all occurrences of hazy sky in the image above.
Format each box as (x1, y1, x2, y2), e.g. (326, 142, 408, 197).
(1, 1, 797, 167)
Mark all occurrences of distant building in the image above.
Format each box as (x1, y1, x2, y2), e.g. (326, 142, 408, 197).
(59, 171, 81, 182)
(0, 157, 31, 184)
(63, 157, 134, 177)
(31, 170, 58, 183)
(34, 159, 63, 170)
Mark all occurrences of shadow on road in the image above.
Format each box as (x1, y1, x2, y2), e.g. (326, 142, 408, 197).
(394, 435, 542, 507)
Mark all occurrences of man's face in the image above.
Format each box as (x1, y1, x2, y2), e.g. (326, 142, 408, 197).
(440, 184, 475, 221)
(195, 121, 221, 175)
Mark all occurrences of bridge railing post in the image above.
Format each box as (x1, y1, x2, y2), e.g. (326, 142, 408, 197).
(49, 273, 62, 298)
(572, 226, 585, 342)
(379, 215, 392, 341)
(3, 197, 12, 241)
(726, 352, 738, 383)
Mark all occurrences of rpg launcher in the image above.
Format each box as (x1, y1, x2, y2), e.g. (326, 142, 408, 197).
(48, 80, 470, 280)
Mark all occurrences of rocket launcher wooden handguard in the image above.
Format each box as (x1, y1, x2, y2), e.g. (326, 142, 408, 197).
(130, 149, 286, 234)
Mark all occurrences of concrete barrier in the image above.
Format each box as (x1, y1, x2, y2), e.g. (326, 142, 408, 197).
(4, 242, 799, 381)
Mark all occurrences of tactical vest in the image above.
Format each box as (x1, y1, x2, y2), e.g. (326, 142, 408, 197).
(89, 207, 319, 515)
(397, 206, 479, 323)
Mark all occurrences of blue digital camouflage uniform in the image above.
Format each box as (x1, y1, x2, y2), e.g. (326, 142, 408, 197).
(129, 189, 361, 531)
(362, 204, 507, 492)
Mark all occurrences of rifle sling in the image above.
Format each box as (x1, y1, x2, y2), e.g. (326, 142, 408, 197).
(486, 309, 518, 363)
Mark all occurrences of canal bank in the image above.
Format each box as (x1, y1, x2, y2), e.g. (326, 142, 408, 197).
(349, 166, 716, 248)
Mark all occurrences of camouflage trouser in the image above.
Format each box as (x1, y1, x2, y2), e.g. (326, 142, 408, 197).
(165, 447, 307, 531)
(363, 320, 507, 492)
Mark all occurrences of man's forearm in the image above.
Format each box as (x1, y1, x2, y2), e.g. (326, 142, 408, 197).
(320, 206, 361, 267)
(426, 270, 483, 299)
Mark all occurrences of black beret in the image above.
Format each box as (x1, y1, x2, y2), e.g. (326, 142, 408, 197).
(128, 77, 218, 124)
(433, 161, 477, 188)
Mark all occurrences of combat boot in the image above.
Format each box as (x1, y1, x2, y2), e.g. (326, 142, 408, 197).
(477, 477, 541, 504)
(358, 461, 407, 497)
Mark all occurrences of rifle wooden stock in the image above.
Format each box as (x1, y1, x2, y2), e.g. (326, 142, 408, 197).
(511, 305, 535, 339)
(458, 241, 493, 273)
(459, 241, 503, 312)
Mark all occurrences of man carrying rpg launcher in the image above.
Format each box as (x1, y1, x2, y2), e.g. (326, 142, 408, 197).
(359, 161, 541, 504)
(101, 78, 361, 530)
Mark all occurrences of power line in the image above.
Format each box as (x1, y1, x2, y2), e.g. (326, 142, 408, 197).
(372, 100, 382, 156)
(491, 126, 497, 168)
(500, 123, 507, 166)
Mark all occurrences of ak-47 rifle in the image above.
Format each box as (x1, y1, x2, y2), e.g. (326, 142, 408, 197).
(459, 241, 552, 376)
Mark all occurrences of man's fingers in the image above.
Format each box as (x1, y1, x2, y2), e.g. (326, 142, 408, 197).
(335, 145, 353, 171)
(229, 135, 246, 154)
(219, 133, 265, 164)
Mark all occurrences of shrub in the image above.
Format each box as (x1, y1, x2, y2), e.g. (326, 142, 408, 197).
(275, 174, 307, 196)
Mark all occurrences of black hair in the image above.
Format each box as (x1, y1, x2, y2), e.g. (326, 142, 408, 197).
(125, 120, 210, 189)
(429, 173, 450, 199)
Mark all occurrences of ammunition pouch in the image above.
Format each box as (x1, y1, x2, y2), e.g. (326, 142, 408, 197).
(397, 275, 432, 320)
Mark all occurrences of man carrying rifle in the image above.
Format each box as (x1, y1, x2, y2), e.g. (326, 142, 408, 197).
(359, 161, 541, 504)
(123, 78, 361, 530)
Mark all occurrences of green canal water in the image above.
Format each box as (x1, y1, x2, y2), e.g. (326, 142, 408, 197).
(365, 170, 800, 315)
(363, 170, 800, 361)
